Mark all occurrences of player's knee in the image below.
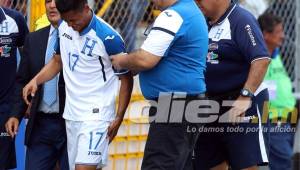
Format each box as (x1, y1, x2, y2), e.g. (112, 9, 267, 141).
(75, 164, 97, 170)
(210, 161, 228, 170)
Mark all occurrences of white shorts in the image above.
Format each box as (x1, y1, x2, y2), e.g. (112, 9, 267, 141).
(65, 119, 110, 170)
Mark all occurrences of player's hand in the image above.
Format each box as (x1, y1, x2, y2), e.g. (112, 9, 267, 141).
(111, 53, 127, 70)
(5, 117, 19, 138)
(107, 116, 123, 143)
(23, 79, 38, 105)
(228, 96, 252, 123)
(25, 103, 32, 118)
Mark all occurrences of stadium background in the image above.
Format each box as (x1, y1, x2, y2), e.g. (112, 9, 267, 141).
(2, 0, 300, 169)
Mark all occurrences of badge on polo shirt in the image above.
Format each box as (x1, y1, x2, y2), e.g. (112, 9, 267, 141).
(207, 51, 219, 64)
(0, 45, 11, 57)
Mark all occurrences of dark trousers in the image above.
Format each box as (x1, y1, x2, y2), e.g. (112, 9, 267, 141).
(25, 113, 69, 170)
(269, 122, 295, 170)
(141, 94, 205, 170)
(0, 112, 16, 170)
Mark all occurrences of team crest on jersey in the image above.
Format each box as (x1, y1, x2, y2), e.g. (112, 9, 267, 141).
(0, 45, 12, 57)
(209, 43, 218, 51)
(207, 51, 219, 64)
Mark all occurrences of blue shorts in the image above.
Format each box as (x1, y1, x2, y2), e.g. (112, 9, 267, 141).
(194, 89, 269, 170)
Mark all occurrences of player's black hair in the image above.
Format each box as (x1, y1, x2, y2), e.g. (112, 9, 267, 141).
(258, 12, 282, 33)
(55, 0, 87, 14)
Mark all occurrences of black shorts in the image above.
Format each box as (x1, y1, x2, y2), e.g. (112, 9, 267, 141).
(194, 89, 269, 170)
(141, 94, 206, 170)
(0, 113, 16, 170)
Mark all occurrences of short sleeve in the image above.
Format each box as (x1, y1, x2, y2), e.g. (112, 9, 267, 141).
(234, 14, 270, 63)
(15, 14, 29, 47)
(103, 34, 128, 75)
(141, 9, 183, 57)
(104, 34, 126, 56)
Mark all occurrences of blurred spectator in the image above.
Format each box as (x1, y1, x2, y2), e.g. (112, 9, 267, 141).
(239, 0, 268, 18)
(265, 0, 296, 80)
(259, 12, 296, 170)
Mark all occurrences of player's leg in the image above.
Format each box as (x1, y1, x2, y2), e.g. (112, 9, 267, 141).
(75, 165, 98, 170)
(66, 119, 80, 170)
(241, 166, 258, 170)
(268, 122, 294, 170)
(194, 123, 226, 170)
(0, 113, 16, 170)
(74, 120, 110, 170)
(209, 162, 259, 170)
(226, 89, 269, 170)
(143, 95, 205, 170)
(74, 165, 102, 170)
(58, 134, 69, 170)
(210, 161, 228, 170)
(194, 97, 227, 170)
(25, 117, 62, 170)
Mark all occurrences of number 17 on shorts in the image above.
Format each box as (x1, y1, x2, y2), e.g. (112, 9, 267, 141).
(67, 120, 110, 168)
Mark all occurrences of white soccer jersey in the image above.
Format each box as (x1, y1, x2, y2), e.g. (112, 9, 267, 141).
(57, 14, 127, 121)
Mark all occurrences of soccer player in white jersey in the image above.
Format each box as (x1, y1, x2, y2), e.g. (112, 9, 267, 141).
(22, 0, 133, 169)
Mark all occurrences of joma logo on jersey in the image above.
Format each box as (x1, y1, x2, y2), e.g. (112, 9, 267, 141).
(164, 11, 172, 17)
(105, 35, 115, 40)
(62, 33, 72, 40)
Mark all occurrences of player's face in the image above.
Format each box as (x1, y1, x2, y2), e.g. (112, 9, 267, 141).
(196, 0, 219, 18)
(61, 4, 91, 33)
(45, 0, 60, 26)
(265, 23, 285, 48)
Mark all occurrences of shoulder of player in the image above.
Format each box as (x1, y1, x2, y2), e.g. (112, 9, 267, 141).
(91, 17, 122, 42)
(34, 25, 50, 34)
(156, 9, 183, 23)
(151, 9, 184, 35)
(229, 6, 257, 27)
(29, 26, 50, 38)
(2, 7, 24, 23)
(22, 26, 49, 47)
(57, 20, 69, 31)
